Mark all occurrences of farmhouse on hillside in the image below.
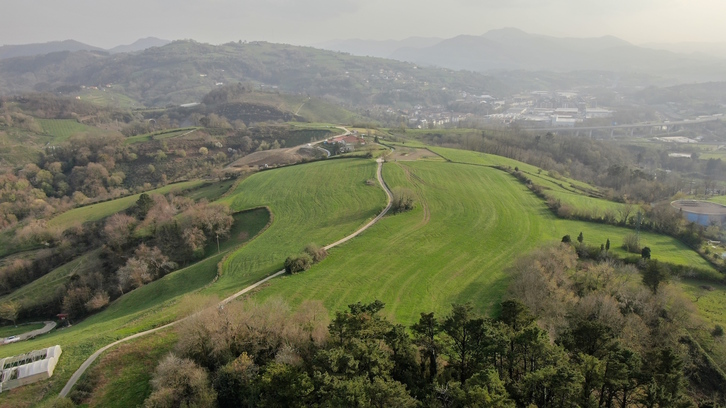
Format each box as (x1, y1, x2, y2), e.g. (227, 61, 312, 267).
(326, 135, 365, 153)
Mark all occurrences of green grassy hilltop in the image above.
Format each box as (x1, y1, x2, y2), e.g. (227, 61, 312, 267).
(250, 156, 715, 325)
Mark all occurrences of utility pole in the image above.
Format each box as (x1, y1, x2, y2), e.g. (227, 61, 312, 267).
(216, 233, 220, 254)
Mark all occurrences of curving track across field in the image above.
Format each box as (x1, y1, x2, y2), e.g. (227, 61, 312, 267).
(59, 158, 392, 398)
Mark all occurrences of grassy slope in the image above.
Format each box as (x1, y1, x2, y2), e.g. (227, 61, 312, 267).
(185, 179, 237, 202)
(36, 119, 97, 144)
(48, 180, 205, 230)
(0, 250, 102, 311)
(213, 159, 385, 296)
(0, 323, 45, 338)
(680, 281, 726, 371)
(430, 146, 629, 216)
(0, 152, 717, 403)
(0, 157, 386, 405)
(251, 158, 716, 326)
(124, 128, 197, 145)
(253, 161, 546, 324)
(77, 88, 143, 110)
(0, 128, 44, 169)
(80, 331, 177, 408)
(0, 209, 270, 406)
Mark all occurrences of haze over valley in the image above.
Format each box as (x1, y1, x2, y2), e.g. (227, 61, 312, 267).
(1, 2, 726, 406)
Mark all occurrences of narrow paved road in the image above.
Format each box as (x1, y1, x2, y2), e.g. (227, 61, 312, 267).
(60, 157, 392, 397)
(1, 321, 56, 344)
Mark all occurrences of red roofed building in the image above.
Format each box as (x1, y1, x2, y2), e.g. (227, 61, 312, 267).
(327, 135, 365, 152)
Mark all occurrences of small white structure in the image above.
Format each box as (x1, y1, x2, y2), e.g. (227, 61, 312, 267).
(0, 345, 62, 393)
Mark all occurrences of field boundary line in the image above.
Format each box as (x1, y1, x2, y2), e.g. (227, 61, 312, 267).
(59, 158, 391, 398)
(213, 207, 275, 284)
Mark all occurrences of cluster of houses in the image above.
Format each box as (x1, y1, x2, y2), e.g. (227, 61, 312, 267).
(490, 91, 613, 127)
(393, 90, 614, 130)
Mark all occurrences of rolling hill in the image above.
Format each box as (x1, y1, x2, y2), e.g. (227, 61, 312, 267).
(390, 28, 726, 78)
(107, 37, 170, 54)
(0, 149, 723, 405)
(0, 40, 104, 60)
(250, 155, 718, 325)
(0, 40, 508, 107)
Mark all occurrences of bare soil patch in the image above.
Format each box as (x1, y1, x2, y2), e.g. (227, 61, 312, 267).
(227, 146, 325, 170)
(388, 147, 443, 161)
(672, 200, 726, 215)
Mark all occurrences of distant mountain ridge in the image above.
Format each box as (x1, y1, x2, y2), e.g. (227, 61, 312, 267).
(0, 40, 509, 107)
(320, 28, 725, 77)
(0, 40, 104, 60)
(317, 37, 442, 58)
(108, 37, 171, 54)
(0, 37, 170, 60)
(643, 41, 726, 59)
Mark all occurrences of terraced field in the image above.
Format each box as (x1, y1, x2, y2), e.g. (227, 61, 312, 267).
(249, 157, 715, 325)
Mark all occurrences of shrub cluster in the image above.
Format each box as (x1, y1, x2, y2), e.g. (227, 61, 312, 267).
(284, 243, 328, 274)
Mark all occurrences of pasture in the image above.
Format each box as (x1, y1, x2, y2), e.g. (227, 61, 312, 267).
(0, 250, 103, 312)
(37, 119, 99, 143)
(213, 158, 385, 296)
(0, 152, 721, 404)
(48, 180, 205, 230)
(250, 159, 715, 326)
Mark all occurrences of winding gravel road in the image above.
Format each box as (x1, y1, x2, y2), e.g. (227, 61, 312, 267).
(60, 157, 392, 398)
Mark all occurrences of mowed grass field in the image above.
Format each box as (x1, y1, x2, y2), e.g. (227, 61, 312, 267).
(36, 119, 99, 143)
(0, 159, 386, 406)
(212, 158, 385, 296)
(48, 180, 205, 230)
(250, 157, 716, 326)
(430, 147, 628, 216)
(0, 152, 720, 404)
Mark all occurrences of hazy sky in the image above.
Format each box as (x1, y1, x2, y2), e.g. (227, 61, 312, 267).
(2, 0, 725, 48)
